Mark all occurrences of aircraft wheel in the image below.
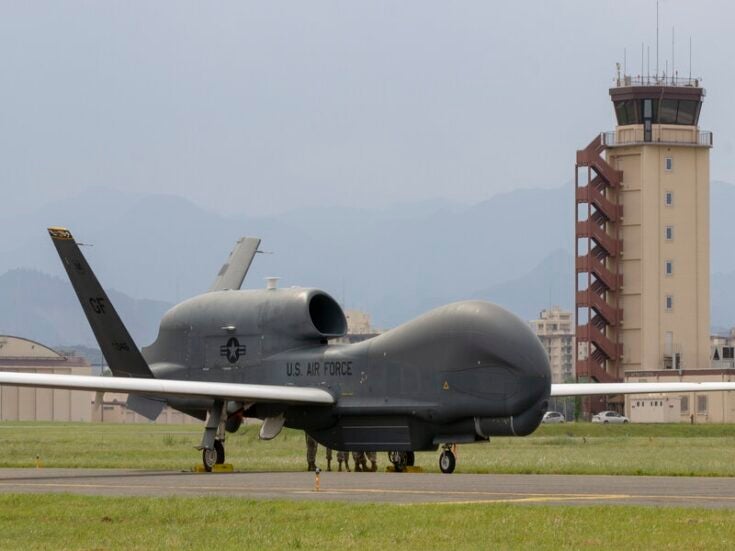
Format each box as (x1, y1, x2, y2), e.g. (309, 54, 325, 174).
(202, 440, 225, 472)
(439, 450, 456, 474)
(406, 451, 415, 467)
(388, 451, 408, 472)
(214, 440, 226, 464)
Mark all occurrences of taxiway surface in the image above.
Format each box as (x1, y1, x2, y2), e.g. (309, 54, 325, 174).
(0, 468, 733, 507)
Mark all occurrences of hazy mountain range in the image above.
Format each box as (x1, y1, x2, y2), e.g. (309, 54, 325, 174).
(1, 181, 734, 349)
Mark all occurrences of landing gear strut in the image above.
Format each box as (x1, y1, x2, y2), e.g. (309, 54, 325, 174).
(439, 444, 456, 474)
(198, 400, 227, 472)
(387, 451, 415, 472)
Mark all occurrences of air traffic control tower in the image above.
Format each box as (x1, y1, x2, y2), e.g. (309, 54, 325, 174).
(575, 73, 712, 412)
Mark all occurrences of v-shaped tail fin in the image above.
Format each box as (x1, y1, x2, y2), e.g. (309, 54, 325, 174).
(47, 227, 153, 378)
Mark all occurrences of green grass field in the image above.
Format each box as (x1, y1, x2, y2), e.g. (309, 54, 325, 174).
(1, 493, 735, 550)
(3, 421, 735, 476)
(3, 423, 735, 549)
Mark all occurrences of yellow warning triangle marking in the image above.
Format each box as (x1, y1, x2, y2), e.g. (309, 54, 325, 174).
(442, 381, 450, 390)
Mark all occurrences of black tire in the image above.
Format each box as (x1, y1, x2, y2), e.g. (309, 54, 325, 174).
(388, 451, 407, 472)
(214, 440, 226, 464)
(406, 451, 415, 467)
(623, 420, 629, 424)
(202, 440, 225, 472)
(202, 448, 216, 472)
(439, 450, 456, 474)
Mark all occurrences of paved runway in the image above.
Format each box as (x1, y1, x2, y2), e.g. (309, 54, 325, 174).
(1, 468, 734, 507)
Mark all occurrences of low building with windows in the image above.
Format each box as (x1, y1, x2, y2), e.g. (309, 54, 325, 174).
(625, 368, 735, 423)
(623, 330, 735, 423)
(711, 330, 735, 370)
(628, 396, 681, 423)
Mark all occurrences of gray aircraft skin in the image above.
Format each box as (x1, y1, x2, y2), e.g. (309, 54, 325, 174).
(149, 290, 551, 448)
(38, 227, 550, 472)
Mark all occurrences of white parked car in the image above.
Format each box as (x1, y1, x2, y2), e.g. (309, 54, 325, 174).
(592, 410, 629, 424)
(542, 411, 566, 424)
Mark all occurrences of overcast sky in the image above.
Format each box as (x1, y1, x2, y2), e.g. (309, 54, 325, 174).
(1, 1, 733, 216)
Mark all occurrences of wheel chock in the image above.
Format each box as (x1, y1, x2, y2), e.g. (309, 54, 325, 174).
(385, 466, 424, 473)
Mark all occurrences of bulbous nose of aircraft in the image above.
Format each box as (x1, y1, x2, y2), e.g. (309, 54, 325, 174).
(431, 301, 551, 434)
(369, 300, 551, 424)
(457, 300, 550, 382)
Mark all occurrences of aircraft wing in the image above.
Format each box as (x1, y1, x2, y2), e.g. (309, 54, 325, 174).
(551, 382, 735, 397)
(209, 237, 262, 292)
(0, 371, 334, 405)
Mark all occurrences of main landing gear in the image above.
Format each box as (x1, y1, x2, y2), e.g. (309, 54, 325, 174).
(439, 444, 457, 474)
(388, 445, 457, 474)
(198, 400, 227, 472)
(387, 451, 415, 472)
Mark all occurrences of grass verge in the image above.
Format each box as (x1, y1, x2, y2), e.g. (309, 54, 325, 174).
(3, 422, 735, 476)
(1, 493, 735, 550)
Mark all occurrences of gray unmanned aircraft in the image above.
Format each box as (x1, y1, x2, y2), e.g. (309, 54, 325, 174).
(2, 227, 735, 473)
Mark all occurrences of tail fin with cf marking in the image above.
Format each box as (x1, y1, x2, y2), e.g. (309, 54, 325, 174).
(47, 227, 153, 378)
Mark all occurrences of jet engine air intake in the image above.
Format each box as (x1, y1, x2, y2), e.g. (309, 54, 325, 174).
(309, 293, 347, 337)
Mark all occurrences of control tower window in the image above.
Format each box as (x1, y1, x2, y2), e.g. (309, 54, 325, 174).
(614, 100, 639, 125)
(677, 100, 698, 125)
(659, 99, 678, 124)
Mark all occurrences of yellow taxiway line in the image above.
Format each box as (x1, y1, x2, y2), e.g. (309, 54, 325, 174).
(3, 480, 735, 506)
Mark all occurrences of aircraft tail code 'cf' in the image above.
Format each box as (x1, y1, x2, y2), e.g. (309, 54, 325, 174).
(47, 226, 153, 378)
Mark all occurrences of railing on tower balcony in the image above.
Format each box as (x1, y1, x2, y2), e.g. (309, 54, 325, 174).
(601, 129, 713, 147)
(614, 75, 702, 88)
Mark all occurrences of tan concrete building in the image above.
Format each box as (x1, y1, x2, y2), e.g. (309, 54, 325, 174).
(625, 369, 735, 423)
(710, 331, 735, 370)
(530, 307, 575, 384)
(333, 309, 381, 344)
(625, 332, 735, 423)
(92, 392, 199, 424)
(0, 336, 94, 421)
(576, 73, 713, 415)
(628, 395, 681, 423)
(0, 334, 198, 424)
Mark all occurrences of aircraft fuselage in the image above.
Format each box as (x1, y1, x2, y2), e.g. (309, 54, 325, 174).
(142, 289, 551, 451)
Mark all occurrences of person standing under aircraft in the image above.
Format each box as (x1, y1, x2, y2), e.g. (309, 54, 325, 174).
(351, 451, 377, 472)
(337, 450, 350, 471)
(305, 433, 333, 471)
(365, 450, 378, 472)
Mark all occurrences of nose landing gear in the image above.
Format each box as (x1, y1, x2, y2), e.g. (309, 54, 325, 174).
(439, 444, 457, 474)
(202, 439, 226, 471)
(198, 400, 228, 472)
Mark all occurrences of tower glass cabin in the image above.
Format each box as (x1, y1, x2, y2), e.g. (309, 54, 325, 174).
(575, 75, 712, 414)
